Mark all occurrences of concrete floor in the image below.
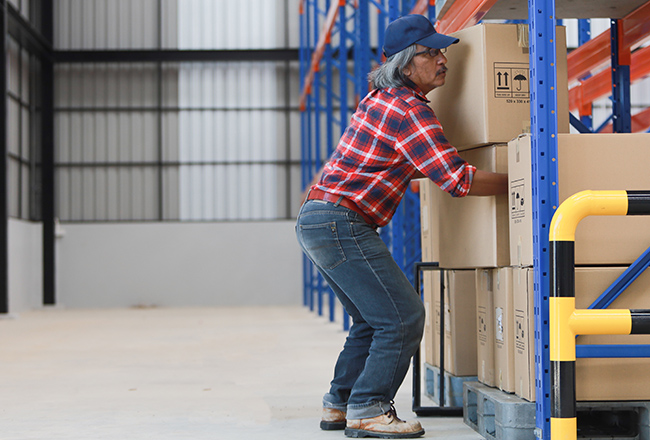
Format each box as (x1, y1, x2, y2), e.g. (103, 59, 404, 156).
(0, 306, 483, 440)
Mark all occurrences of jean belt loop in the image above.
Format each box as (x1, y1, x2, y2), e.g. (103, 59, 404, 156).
(334, 196, 344, 207)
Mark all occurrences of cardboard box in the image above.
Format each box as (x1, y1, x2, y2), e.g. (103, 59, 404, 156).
(475, 268, 496, 387)
(419, 179, 441, 263)
(494, 267, 515, 393)
(513, 266, 650, 401)
(513, 266, 535, 401)
(432, 269, 477, 376)
(575, 267, 650, 401)
(422, 270, 440, 367)
(508, 133, 650, 266)
(439, 145, 509, 268)
(427, 23, 569, 150)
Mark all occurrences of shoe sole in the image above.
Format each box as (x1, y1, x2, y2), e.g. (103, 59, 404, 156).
(344, 427, 425, 438)
(320, 420, 346, 430)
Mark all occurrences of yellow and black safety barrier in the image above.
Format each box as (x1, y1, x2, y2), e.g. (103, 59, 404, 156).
(550, 190, 650, 440)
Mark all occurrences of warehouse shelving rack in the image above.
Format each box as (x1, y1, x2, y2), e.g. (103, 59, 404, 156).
(299, 0, 650, 439)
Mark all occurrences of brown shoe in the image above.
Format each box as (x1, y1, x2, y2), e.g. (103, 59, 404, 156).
(345, 407, 424, 438)
(320, 407, 346, 430)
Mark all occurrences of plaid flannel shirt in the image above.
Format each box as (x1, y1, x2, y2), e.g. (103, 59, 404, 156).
(313, 86, 476, 227)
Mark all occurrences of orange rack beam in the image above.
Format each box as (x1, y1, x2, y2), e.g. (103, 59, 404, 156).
(600, 107, 650, 133)
(569, 44, 650, 114)
(436, 0, 499, 35)
(410, 0, 431, 15)
(299, 0, 342, 112)
(567, 1, 650, 84)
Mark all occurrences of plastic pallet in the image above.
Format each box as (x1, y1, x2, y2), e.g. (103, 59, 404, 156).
(464, 381, 650, 440)
(464, 381, 536, 440)
(425, 363, 476, 408)
(575, 401, 650, 440)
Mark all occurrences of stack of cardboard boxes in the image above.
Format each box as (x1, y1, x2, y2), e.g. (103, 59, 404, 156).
(508, 133, 650, 401)
(419, 22, 650, 404)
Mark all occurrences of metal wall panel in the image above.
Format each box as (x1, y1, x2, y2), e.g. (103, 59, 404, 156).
(53, 1, 298, 221)
(54, 0, 166, 50)
(55, 62, 169, 221)
(178, 0, 284, 50)
(176, 61, 284, 220)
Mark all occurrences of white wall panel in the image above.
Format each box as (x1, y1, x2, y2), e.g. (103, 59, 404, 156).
(55, 0, 162, 49)
(7, 100, 19, 157)
(8, 220, 43, 314)
(286, 0, 300, 48)
(632, 77, 650, 108)
(177, 0, 284, 49)
(177, 60, 280, 220)
(8, 160, 19, 217)
(54, 1, 295, 222)
(21, 164, 29, 218)
(57, 222, 301, 307)
(7, 39, 20, 96)
(82, 167, 95, 220)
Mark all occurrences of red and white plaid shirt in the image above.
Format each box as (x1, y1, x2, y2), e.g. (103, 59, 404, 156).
(313, 85, 476, 227)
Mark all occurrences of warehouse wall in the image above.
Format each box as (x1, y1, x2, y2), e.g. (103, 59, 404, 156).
(56, 221, 302, 308)
(47, 0, 305, 309)
(8, 220, 43, 314)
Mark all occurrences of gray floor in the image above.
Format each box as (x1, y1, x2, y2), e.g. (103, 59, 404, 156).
(0, 306, 483, 440)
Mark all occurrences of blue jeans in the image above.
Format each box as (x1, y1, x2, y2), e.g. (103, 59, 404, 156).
(295, 199, 425, 420)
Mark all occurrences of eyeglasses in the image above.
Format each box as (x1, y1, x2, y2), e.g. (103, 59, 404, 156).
(414, 47, 447, 58)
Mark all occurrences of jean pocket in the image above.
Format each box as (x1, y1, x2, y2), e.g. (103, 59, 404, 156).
(298, 221, 347, 270)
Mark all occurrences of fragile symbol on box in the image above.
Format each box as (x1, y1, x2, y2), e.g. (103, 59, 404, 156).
(494, 63, 529, 99)
(510, 178, 525, 219)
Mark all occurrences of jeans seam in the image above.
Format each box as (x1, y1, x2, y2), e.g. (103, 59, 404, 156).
(349, 221, 405, 402)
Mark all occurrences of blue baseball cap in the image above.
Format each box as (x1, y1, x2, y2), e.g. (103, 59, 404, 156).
(383, 15, 459, 58)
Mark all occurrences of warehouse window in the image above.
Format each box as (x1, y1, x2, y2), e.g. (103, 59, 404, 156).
(7, 36, 43, 221)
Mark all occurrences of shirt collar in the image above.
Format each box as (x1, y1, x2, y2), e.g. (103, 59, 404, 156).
(403, 78, 430, 103)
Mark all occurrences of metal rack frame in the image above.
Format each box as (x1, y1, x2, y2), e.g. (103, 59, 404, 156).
(298, 0, 429, 326)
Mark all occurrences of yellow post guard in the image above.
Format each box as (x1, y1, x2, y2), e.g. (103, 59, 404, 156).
(550, 191, 628, 242)
(551, 417, 577, 440)
(550, 297, 576, 361)
(570, 309, 632, 336)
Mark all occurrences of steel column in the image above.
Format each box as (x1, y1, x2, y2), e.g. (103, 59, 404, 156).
(0, 2, 7, 314)
(610, 19, 632, 133)
(529, 0, 560, 438)
(42, 0, 55, 306)
(577, 19, 593, 131)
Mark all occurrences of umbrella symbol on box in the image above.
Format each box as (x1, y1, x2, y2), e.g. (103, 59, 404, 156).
(514, 73, 527, 91)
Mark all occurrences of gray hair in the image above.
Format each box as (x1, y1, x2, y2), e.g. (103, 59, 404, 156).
(368, 44, 417, 89)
